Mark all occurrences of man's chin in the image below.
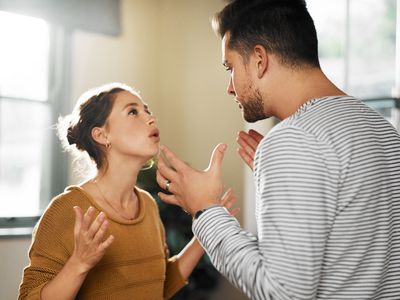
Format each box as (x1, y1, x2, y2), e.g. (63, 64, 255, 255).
(243, 112, 269, 123)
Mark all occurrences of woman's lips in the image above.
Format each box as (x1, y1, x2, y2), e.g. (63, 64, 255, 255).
(149, 129, 160, 142)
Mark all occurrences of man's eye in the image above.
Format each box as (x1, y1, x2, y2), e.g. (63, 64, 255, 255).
(128, 108, 138, 115)
(146, 110, 152, 115)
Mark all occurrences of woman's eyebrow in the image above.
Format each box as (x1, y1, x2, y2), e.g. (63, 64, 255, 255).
(123, 102, 138, 109)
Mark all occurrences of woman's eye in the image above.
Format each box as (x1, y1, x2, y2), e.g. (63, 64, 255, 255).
(128, 109, 138, 115)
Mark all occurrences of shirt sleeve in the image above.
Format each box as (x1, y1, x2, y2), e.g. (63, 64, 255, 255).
(193, 126, 340, 300)
(18, 198, 75, 300)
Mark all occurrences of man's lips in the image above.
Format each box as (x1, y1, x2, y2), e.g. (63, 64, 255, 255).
(235, 99, 243, 109)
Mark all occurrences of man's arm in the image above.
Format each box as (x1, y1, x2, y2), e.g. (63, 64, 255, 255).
(156, 126, 340, 300)
(193, 127, 340, 300)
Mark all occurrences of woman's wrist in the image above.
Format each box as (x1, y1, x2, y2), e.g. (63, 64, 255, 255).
(67, 254, 91, 277)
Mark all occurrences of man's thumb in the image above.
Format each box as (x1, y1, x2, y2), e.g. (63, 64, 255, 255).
(207, 143, 227, 173)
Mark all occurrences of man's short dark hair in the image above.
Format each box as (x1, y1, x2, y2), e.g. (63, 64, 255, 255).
(212, 0, 320, 68)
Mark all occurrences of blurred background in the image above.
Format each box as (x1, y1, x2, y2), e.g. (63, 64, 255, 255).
(0, 0, 399, 299)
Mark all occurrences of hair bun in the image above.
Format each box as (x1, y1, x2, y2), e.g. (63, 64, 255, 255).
(67, 125, 78, 146)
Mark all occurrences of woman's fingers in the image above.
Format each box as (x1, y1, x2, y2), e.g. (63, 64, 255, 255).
(92, 218, 109, 245)
(100, 235, 114, 251)
(220, 188, 239, 217)
(82, 206, 95, 231)
(221, 188, 235, 207)
(229, 207, 240, 217)
(87, 212, 106, 240)
(73, 206, 83, 237)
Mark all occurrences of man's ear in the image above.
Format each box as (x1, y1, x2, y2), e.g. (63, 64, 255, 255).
(91, 127, 107, 146)
(253, 45, 268, 78)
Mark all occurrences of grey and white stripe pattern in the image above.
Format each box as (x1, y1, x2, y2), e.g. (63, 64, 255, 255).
(193, 96, 400, 300)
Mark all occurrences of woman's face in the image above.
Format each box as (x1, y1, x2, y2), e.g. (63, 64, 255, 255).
(105, 91, 160, 162)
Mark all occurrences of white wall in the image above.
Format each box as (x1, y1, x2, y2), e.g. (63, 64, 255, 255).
(0, 238, 32, 300)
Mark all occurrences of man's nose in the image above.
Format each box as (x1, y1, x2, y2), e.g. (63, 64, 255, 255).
(227, 77, 236, 96)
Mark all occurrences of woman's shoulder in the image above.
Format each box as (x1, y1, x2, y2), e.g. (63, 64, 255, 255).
(36, 186, 91, 230)
(46, 185, 91, 213)
(135, 187, 159, 210)
(31, 186, 89, 251)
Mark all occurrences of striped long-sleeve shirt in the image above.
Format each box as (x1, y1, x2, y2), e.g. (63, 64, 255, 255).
(193, 96, 400, 300)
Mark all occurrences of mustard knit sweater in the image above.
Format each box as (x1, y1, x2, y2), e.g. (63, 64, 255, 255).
(18, 186, 186, 299)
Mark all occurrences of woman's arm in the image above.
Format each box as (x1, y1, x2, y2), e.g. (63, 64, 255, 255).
(40, 207, 114, 300)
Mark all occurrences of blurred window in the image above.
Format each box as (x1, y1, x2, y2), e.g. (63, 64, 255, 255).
(307, 0, 399, 128)
(0, 11, 68, 233)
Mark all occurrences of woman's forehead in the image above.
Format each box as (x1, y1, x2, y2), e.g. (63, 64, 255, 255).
(115, 90, 147, 107)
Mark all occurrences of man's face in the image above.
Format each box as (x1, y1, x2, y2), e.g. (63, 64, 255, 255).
(222, 32, 267, 123)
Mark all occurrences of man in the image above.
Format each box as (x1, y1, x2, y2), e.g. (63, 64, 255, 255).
(156, 0, 400, 299)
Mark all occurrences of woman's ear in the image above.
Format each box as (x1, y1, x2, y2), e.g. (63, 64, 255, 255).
(253, 45, 268, 78)
(91, 127, 108, 146)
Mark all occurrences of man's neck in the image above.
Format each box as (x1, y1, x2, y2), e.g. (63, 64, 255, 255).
(265, 67, 346, 120)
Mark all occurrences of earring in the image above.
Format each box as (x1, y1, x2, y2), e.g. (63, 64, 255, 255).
(106, 140, 111, 149)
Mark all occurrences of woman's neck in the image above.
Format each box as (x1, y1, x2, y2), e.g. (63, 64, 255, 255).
(94, 158, 143, 207)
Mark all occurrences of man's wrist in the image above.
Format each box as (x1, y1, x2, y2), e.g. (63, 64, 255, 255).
(192, 204, 221, 220)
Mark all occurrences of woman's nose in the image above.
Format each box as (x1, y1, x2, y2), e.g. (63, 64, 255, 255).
(147, 115, 157, 125)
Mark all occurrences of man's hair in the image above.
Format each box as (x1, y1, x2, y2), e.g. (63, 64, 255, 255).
(212, 0, 320, 68)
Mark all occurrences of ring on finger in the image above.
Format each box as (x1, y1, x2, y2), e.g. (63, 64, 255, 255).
(165, 180, 171, 192)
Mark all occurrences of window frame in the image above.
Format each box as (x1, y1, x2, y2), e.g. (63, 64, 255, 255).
(0, 24, 71, 237)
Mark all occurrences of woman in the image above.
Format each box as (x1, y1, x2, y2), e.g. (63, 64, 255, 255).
(18, 83, 237, 299)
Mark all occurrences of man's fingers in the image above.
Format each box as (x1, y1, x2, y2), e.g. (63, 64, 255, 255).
(157, 192, 179, 206)
(208, 143, 227, 175)
(237, 136, 256, 158)
(237, 131, 259, 152)
(248, 129, 264, 143)
(156, 170, 176, 193)
(238, 148, 254, 171)
(160, 145, 187, 172)
(157, 159, 178, 185)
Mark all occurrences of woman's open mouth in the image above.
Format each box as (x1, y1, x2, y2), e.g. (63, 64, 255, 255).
(149, 129, 160, 142)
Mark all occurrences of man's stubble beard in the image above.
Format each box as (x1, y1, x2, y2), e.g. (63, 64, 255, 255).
(242, 88, 268, 123)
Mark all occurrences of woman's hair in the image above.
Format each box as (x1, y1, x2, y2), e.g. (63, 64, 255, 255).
(212, 0, 320, 69)
(58, 82, 139, 170)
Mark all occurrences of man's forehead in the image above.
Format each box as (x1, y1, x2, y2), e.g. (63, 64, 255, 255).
(221, 32, 230, 63)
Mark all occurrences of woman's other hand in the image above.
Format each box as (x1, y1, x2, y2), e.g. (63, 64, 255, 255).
(70, 206, 114, 274)
(221, 188, 240, 217)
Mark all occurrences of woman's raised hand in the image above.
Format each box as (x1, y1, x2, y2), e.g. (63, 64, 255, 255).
(71, 206, 114, 274)
(221, 188, 240, 217)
